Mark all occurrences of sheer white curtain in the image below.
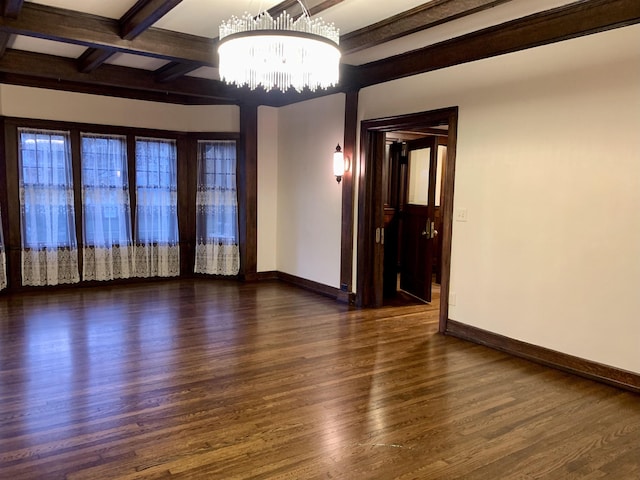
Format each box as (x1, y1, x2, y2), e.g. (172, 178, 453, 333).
(134, 137, 179, 277)
(81, 133, 134, 281)
(0, 207, 6, 291)
(194, 140, 239, 275)
(18, 128, 79, 286)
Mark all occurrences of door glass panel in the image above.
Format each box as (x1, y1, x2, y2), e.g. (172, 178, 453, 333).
(383, 142, 391, 206)
(435, 145, 446, 207)
(407, 147, 430, 205)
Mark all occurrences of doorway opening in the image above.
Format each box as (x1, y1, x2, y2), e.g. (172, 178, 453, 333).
(382, 130, 448, 307)
(355, 107, 458, 333)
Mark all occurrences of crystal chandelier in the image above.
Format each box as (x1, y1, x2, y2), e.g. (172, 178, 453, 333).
(218, 3, 340, 93)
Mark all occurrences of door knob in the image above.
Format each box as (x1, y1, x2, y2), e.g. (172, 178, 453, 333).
(422, 221, 436, 238)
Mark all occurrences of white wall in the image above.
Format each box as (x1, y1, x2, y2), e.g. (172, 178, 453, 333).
(0, 84, 239, 132)
(359, 25, 640, 373)
(257, 106, 279, 272)
(276, 93, 345, 288)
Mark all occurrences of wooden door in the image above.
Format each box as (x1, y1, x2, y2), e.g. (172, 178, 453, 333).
(400, 137, 438, 302)
(371, 132, 386, 308)
(382, 141, 405, 297)
(356, 130, 387, 308)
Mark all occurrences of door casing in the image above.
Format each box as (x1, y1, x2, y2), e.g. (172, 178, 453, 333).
(356, 107, 458, 333)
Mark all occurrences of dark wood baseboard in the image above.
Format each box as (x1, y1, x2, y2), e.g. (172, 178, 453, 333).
(336, 289, 356, 305)
(257, 270, 343, 301)
(445, 320, 640, 394)
(275, 271, 341, 300)
(255, 271, 279, 281)
(1, 268, 345, 302)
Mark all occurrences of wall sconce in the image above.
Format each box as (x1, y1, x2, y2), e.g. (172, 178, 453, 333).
(333, 144, 348, 183)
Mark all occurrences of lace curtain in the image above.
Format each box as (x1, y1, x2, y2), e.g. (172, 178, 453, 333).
(134, 137, 179, 277)
(0, 207, 6, 291)
(194, 140, 240, 275)
(81, 133, 134, 281)
(18, 128, 80, 286)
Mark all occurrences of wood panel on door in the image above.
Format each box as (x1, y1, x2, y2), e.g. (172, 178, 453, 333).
(400, 137, 438, 302)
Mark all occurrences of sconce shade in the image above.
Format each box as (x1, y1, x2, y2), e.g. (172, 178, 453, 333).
(333, 144, 345, 183)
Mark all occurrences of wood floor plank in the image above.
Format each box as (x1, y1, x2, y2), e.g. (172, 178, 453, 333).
(0, 279, 639, 479)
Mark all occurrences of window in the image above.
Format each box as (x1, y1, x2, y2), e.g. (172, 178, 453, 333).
(194, 140, 239, 275)
(18, 128, 79, 286)
(82, 134, 132, 246)
(4, 122, 244, 288)
(81, 133, 133, 281)
(134, 137, 179, 277)
(135, 137, 178, 244)
(19, 129, 77, 248)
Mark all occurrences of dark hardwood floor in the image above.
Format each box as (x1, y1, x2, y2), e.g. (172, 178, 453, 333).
(0, 279, 638, 479)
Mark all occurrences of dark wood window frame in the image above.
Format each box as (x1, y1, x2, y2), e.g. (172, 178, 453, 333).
(0, 116, 244, 291)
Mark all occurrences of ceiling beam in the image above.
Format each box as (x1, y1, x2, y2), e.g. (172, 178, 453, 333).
(308, 0, 346, 16)
(0, 3, 216, 66)
(267, 0, 299, 17)
(77, 0, 184, 74)
(341, 0, 514, 55)
(268, 0, 345, 18)
(0, 71, 223, 105)
(77, 47, 117, 73)
(0, 0, 18, 59)
(0, 48, 329, 107)
(2, 0, 23, 18)
(351, 0, 640, 88)
(0, 49, 232, 102)
(0, 31, 9, 56)
(120, 0, 183, 40)
(154, 61, 202, 83)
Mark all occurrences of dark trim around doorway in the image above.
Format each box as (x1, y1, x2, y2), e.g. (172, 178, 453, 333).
(356, 107, 458, 333)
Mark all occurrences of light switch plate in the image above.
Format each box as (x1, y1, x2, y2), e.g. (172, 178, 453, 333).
(455, 208, 468, 222)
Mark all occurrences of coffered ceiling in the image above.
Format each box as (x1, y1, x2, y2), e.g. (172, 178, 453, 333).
(0, 0, 637, 106)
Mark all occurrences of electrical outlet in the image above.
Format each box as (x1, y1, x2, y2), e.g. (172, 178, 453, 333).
(449, 292, 457, 306)
(455, 208, 468, 222)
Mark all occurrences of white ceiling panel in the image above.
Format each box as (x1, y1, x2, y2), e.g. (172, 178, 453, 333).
(28, 0, 134, 19)
(8, 35, 86, 58)
(318, 0, 436, 35)
(105, 53, 170, 71)
(153, 0, 284, 38)
(342, 0, 580, 65)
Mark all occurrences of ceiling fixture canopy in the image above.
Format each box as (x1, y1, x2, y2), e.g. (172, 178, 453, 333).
(218, 3, 340, 93)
